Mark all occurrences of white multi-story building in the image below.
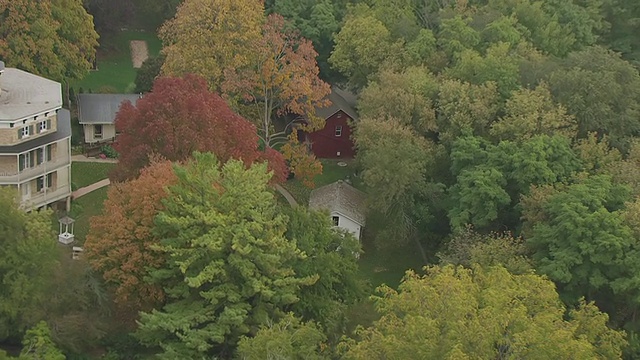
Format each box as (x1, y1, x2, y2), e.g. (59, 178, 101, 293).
(0, 61, 72, 210)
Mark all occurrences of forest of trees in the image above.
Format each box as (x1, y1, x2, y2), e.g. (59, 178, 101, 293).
(3, 0, 640, 358)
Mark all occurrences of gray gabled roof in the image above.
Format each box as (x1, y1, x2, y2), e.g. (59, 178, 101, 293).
(315, 87, 358, 121)
(0, 109, 71, 154)
(0, 68, 62, 122)
(309, 180, 366, 226)
(77, 94, 142, 125)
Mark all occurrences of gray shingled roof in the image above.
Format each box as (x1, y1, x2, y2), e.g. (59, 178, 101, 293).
(315, 87, 358, 121)
(309, 180, 366, 226)
(0, 109, 71, 154)
(0, 68, 62, 122)
(77, 94, 142, 124)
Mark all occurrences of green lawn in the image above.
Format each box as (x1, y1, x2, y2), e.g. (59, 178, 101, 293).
(72, 30, 162, 93)
(315, 159, 359, 187)
(69, 187, 109, 244)
(71, 162, 116, 189)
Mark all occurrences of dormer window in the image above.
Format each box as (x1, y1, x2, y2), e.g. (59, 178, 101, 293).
(39, 120, 49, 133)
(20, 126, 30, 138)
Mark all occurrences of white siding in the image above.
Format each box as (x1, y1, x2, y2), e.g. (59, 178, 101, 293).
(331, 211, 362, 240)
(83, 124, 116, 143)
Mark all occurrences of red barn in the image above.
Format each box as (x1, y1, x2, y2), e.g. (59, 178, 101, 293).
(302, 87, 358, 159)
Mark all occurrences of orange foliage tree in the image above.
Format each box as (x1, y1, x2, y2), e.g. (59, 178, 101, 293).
(223, 14, 329, 186)
(84, 159, 177, 310)
(112, 74, 286, 182)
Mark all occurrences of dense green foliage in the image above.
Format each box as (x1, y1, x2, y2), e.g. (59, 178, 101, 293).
(0, 189, 58, 341)
(135, 153, 316, 358)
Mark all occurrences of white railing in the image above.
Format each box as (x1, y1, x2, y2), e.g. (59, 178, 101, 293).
(21, 184, 71, 211)
(0, 154, 71, 184)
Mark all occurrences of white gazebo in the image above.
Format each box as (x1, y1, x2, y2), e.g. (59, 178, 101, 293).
(58, 216, 75, 245)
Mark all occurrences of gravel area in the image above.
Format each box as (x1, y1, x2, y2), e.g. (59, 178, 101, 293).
(130, 40, 149, 68)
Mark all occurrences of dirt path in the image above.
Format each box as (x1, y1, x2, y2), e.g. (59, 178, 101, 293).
(130, 40, 149, 68)
(275, 184, 298, 207)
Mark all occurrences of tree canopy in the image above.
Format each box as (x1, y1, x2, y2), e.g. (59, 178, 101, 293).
(341, 264, 627, 359)
(0, 188, 58, 341)
(0, 0, 98, 81)
(159, 0, 264, 90)
(112, 74, 286, 182)
(135, 152, 316, 358)
(85, 159, 177, 310)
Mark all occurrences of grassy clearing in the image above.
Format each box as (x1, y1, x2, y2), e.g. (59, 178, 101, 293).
(344, 237, 427, 332)
(315, 159, 358, 187)
(358, 239, 426, 290)
(72, 30, 162, 93)
(69, 187, 109, 244)
(71, 162, 116, 189)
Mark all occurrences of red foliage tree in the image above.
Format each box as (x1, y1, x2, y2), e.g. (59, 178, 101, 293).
(112, 74, 286, 182)
(85, 159, 177, 311)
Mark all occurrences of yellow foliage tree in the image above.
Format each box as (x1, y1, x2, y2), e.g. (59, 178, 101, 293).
(159, 0, 264, 90)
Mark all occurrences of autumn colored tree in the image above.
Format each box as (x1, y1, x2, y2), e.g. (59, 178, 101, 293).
(136, 153, 316, 358)
(280, 132, 322, 188)
(222, 13, 330, 186)
(159, 0, 264, 90)
(341, 265, 627, 359)
(224, 13, 331, 145)
(112, 74, 286, 182)
(0, 0, 98, 81)
(85, 159, 177, 310)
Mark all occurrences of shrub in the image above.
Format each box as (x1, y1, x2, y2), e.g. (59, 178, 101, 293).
(100, 145, 118, 159)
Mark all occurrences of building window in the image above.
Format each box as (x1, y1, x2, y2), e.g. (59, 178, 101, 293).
(19, 126, 30, 139)
(39, 120, 49, 133)
(94, 124, 103, 139)
(34, 146, 51, 165)
(36, 148, 44, 165)
(36, 173, 53, 192)
(36, 176, 44, 192)
(332, 216, 340, 226)
(18, 152, 34, 171)
(335, 126, 342, 137)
